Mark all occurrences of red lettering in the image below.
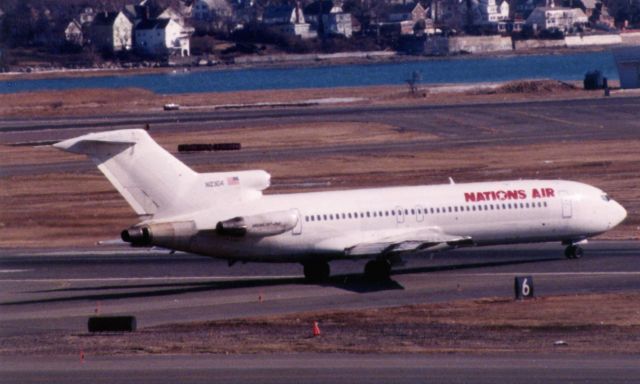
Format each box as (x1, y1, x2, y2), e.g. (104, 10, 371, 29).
(532, 188, 541, 198)
(464, 192, 476, 202)
(545, 188, 555, 197)
(483, 191, 492, 200)
(496, 191, 506, 200)
(506, 190, 518, 200)
(477, 192, 486, 201)
(518, 190, 527, 199)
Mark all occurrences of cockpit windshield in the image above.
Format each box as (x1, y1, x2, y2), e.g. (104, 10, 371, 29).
(601, 194, 611, 202)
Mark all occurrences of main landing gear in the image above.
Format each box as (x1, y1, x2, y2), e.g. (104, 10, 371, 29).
(364, 259, 392, 282)
(302, 260, 330, 283)
(564, 244, 584, 259)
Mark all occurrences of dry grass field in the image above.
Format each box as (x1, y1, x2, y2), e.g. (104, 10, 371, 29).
(3, 293, 639, 355)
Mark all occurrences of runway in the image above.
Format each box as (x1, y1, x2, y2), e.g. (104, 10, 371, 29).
(1, 241, 638, 337)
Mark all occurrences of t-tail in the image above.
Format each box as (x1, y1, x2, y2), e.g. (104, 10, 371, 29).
(53, 129, 270, 220)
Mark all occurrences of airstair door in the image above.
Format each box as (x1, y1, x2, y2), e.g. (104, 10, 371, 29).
(292, 209, 302, 235)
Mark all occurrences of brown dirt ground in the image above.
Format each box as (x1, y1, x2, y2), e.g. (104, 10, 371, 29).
(0, 80, 608, 118)
(2, 293, 638, 356)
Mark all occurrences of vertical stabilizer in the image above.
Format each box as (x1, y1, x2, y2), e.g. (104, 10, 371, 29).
(54, 129, 198, 217)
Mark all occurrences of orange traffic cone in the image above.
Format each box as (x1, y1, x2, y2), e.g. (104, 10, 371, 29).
(312, 321, 321, 337)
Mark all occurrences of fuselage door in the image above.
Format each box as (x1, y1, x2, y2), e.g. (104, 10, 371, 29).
(395, 206, 405, 224)
(292, 209, 302, 235)
(560, 191, 572, 219)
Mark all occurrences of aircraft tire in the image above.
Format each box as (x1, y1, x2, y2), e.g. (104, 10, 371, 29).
(364, 259, 391, 282)
(564, 245, 583, 259)
(303, 261, 330, 283)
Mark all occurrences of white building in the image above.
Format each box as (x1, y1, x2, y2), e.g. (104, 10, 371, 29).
(304, 1, 353, 37)
(526, 6, 588, 32)
(64, 20, 84, 46)
(135, 18, 191, 56)
(263, 5, 317, 39)
(476, 0, 510, 24)
(91, 11, 133, 52)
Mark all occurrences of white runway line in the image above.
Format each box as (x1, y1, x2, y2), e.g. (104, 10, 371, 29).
(0, 269, 32, 273)
(451, 272, 640, 276)
(0, 275, 300, 283)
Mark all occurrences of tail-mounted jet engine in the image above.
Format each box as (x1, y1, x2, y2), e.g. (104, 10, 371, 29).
(121, 221, 197, 249)
(216, 210, 299, 237)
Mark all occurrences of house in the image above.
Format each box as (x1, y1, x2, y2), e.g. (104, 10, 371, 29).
(262, 5, 317, 39)
(64, 19, 84, 46)
(91, 11, 133, 52)
(387, 2, 426, 23)
(304, 0, 353, 37)
(78, 7, 96, 25)
(526, 5, 588, 32)
(431, 0, 470, 31)
(475, 0, 510, 24)
(578, 0, 615, 29)
(135, 18, 191, 56)
(191, 0, 232, 22)
(377, 2, 429, 36)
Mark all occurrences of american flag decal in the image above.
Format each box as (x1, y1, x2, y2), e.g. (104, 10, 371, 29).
(227, 176, 240, 185)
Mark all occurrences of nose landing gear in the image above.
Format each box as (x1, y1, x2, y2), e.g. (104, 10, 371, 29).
(564, 244, 584, 259)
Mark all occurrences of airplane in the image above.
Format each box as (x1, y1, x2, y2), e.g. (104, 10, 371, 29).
(54, 129, 627, 282)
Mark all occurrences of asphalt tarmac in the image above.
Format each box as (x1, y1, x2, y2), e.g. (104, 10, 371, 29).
(1, 241, 638, 336)
(1, 241, 639, 383)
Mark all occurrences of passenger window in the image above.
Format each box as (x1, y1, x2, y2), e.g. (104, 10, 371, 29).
(478, 206, 482, 211)
(405, 209, 409, 215)
(454, 206, 458, 212)
(323, 214, 327, 220)
(385, 211, 389, 216)
(329, 214, 334, 220)
(448, 207, 452, 212)
(430, 208, 435, 214)
(502, 204, 506, 209)
(391, 210, 396, 215)
(373, 212, 377, 217)
(544, 202, 548, 207)
(366, 212, 370, 218)
(472, 206, 476, 211)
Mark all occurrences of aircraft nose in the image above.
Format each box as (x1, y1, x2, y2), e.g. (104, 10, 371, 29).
(610, 201, 627, 227)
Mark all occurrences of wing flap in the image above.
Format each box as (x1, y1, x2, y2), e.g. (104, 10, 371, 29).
(344, 228, 473, 257)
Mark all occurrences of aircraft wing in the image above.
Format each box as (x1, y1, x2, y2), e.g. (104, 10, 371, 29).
(342, 228, 473, 257)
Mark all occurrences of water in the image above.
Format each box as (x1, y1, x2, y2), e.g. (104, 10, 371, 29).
(0, 51, 618, 94)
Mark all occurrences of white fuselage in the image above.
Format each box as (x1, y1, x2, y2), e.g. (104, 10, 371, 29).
(176, 179, 627, 262)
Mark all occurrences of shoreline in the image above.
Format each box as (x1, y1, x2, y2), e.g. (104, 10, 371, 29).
(0, 45, 614, 82)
